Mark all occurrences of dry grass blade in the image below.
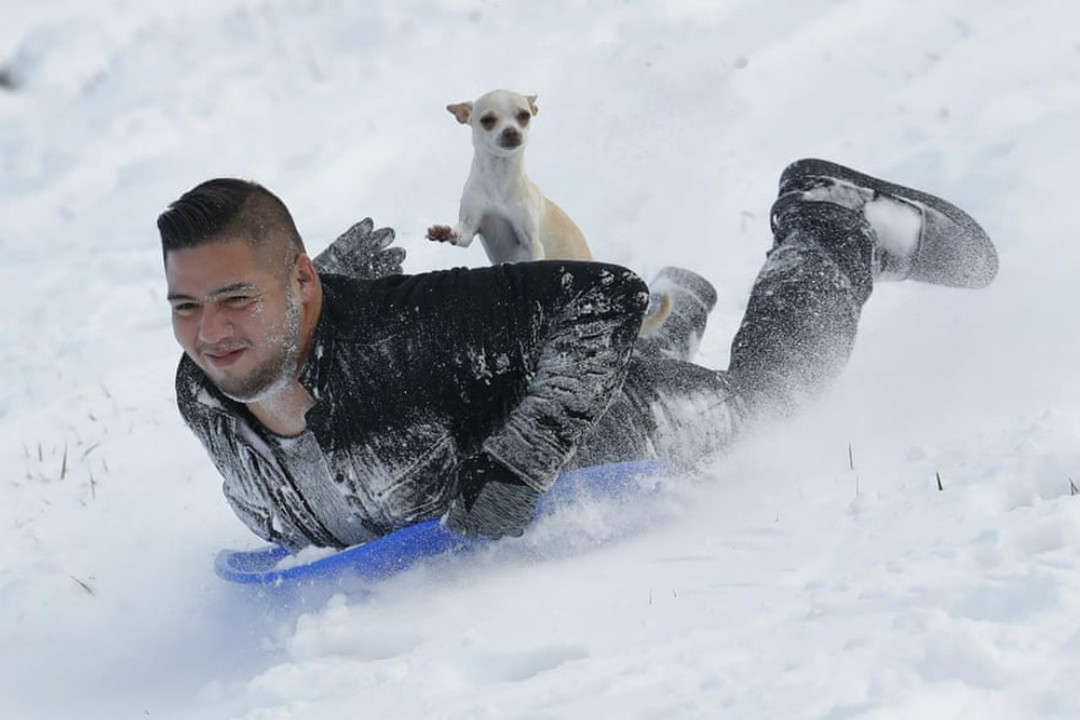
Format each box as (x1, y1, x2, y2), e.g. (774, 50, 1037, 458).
(70, 576, 95, 595)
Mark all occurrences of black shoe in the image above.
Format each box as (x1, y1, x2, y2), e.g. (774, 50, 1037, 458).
(778, 158, 998, 289)
(637, 267, 717, 362)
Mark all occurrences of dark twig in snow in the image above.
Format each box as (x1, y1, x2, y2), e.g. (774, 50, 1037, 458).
(70, 576, 95, 595)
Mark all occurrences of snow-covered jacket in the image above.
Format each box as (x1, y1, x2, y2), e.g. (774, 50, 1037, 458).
(176, 262, 650, 550)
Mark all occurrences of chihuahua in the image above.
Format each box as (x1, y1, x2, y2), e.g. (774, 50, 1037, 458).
(426, 89, 591, 263)
(427, 89, 670, 332)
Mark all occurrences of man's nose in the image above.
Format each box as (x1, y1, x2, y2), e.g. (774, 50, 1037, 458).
(198, 306, 232, 344)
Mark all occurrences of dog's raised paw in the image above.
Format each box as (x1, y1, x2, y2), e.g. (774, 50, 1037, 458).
(427, 225, 456, 243)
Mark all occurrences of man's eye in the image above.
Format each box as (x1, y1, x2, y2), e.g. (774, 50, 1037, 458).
(172, 303, 198, 315)
(225, 295, 255, 307)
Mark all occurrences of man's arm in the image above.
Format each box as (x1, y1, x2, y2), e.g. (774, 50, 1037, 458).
(480, 263, 650, 490)
(445, 262, 650, 538)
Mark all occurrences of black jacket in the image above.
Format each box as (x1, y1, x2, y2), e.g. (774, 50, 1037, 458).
(177, 262, 649, 550)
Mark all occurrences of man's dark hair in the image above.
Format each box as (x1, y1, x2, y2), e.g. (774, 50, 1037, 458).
(157, 178, 306, 272)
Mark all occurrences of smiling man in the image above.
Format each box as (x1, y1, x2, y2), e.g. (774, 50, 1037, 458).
(161, 178, 660, 548)
(165, 191, 321, 437)
(160, 162, 997, 551)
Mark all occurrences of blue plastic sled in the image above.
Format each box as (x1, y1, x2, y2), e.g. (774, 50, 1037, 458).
(215, 459, 667, 587)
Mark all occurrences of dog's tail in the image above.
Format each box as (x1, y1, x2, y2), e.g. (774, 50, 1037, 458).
(638, 292, 672, 336)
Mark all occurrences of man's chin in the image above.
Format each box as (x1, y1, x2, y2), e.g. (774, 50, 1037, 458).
(194, 346, 298, 404)
(218, 385, 261, 404)
(215, 368, 293, 404)
(202, 366, 260, 403)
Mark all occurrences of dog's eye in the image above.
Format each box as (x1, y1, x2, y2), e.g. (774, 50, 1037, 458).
(516, 111, 531, 125)
(479, 114, 497, 130)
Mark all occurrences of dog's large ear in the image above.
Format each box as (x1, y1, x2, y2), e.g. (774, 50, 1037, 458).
(526, 94, 539, 116)
(447, 102, 473, 124)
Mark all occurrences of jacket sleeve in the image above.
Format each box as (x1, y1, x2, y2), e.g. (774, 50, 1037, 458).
(478, 262, 650, 491)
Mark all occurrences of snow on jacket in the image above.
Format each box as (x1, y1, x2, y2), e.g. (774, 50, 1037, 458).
(176, 262, 650, 550)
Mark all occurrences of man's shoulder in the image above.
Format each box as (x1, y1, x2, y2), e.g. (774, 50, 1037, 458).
(319, 271, 403, 313)
(319, 264, 533, 310)
(316, 270, 477, 359)
(317, 270, 430, 331)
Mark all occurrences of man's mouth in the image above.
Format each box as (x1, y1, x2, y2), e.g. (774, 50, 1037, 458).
(202, 346, 247, 368)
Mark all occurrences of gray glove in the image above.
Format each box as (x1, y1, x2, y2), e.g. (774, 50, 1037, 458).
(313, 218, 406, 279)
(444, 453, 542, 540)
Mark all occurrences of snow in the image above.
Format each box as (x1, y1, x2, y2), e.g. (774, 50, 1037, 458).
(862, 194, 921, 269)
(3, 0, 1080, 717)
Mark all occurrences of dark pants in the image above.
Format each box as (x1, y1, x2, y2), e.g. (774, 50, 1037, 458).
(573, 200, 876, 470)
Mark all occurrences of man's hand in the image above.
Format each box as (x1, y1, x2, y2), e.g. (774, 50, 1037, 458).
(313, 218, 406, 279)
(444, 453, 541, 540)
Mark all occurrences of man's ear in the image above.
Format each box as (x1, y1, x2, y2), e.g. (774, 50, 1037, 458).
(447, 101, 473, 124)
(293, 253, 320, 300)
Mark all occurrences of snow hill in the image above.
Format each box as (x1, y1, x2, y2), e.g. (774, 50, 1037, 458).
(3, 1, 1080, 718)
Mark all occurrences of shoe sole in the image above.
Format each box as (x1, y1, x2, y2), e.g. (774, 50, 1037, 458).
(781, 158, 998, 289)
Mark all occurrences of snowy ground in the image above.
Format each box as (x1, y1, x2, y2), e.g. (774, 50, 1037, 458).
(3, 1, 1080, 718)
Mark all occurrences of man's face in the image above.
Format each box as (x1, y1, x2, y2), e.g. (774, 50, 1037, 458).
(165, 238, 302, 403)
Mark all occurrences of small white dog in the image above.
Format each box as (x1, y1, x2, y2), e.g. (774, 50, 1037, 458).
(426, 89, 591, 263)
(427, 88, 670, 332)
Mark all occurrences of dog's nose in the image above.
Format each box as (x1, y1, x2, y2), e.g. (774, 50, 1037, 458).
(498, 127, 522, 148)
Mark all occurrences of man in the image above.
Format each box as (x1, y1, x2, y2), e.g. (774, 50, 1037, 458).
(160, 159, 997, 550)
